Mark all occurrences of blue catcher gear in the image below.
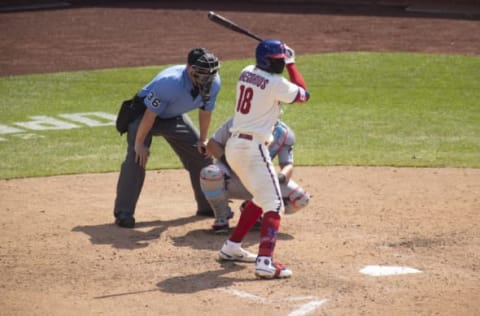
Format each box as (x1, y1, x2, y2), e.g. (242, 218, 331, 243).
(200, 164, 232, 222)
(256, 39, 287, 74)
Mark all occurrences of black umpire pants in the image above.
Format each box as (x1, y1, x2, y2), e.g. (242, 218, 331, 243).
(114, 113, 213, 219)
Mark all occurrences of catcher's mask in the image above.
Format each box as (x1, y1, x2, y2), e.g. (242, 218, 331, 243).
(256, 39, 287, 74)
(188, 48, 220, 101)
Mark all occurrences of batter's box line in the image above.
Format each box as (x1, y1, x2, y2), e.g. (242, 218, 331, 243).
(219, 287, 328, 315)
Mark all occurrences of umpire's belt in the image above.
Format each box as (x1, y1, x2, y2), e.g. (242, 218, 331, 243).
(232, 132, 269, 145)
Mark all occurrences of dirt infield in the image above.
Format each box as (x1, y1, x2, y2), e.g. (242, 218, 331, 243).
(1, 1, 479, 315)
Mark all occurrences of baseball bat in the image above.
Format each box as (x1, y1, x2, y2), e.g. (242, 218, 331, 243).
(207, 11, 263, 42)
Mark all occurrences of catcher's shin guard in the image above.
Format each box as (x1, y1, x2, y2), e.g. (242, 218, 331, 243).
(200, 164, 230, 220)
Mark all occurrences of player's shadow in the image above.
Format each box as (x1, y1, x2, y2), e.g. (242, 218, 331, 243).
(170, 228, 295, 251)
(72, 215, 203, 250)
(157, 261, 256, 294)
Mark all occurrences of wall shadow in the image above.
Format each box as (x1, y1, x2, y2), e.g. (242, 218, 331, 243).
(1, 0, 479, 20)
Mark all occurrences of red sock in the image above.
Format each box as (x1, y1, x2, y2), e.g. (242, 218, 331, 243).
(258, 211, 281, 257)
(229, 201, 263, 243)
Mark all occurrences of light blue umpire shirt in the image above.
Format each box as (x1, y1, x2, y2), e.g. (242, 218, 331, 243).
(137, 65, 221, 118)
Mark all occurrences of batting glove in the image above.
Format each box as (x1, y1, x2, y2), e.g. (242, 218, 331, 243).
(285, 45, 295, 64)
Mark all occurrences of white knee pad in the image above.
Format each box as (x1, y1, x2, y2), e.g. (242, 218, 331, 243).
(200, 164, 225, 194)
(284, 186, 310, 215)
(200, 164, 230, 220)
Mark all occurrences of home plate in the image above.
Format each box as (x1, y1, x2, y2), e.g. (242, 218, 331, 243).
(360, 265, 422, 276)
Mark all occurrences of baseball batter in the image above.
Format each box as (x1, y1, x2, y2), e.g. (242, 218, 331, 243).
(217, 39, 310, 279)
(200, 117, 310, 233)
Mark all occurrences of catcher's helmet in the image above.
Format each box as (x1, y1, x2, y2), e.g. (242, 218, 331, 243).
(255, 39, 287, 74)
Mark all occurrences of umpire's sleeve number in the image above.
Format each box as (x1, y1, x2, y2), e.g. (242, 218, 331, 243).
(147, 91, 161, 108)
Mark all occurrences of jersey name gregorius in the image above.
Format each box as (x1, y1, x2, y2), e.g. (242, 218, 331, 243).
(230, 65, 305, 143)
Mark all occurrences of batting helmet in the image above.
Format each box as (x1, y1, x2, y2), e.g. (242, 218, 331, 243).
(256, 39, 287, 74)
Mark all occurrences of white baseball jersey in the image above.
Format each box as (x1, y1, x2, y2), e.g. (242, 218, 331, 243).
(225, 65, 305, 213)
(229, 65, 301, 143)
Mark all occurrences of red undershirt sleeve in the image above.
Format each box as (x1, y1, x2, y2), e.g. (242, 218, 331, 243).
(286, 63, 307, 90)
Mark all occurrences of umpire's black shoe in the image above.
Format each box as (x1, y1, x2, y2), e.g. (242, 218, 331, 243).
(114, 213, 135, 228)
(196, 208, 215, 217)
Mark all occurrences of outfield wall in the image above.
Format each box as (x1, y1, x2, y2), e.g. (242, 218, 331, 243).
(251, 0, 479, 4)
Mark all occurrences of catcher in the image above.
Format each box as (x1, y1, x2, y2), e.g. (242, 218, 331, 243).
(200, 116, 310, 233)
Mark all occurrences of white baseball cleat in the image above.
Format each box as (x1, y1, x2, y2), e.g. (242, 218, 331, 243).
(255, 256, 292, 279)
(218, 240, 256, 263)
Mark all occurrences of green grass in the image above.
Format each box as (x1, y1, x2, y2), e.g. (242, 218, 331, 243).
(288, 53, 480, 167)
(0, 52, 479, 179)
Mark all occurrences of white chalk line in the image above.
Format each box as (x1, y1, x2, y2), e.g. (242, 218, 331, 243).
(288, 299, 329, 316)
(220, 264, 421, 314)
(220, 287, 328, 315)
(284, 295, 319, 302)
(220, 288, 266, 303)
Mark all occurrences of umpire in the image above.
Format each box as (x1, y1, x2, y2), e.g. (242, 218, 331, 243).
(113, 48, 221, 228)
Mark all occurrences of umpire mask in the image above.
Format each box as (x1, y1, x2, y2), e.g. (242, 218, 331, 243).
(188, 48, 220, 102)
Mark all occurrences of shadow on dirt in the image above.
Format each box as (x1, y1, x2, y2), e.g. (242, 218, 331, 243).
(157, 261, 259, 294)
(170, 228, 294, 251)
(94, 262, 253, 298)
(73, 215, 294, 251)
(72, 215, 203, 250)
